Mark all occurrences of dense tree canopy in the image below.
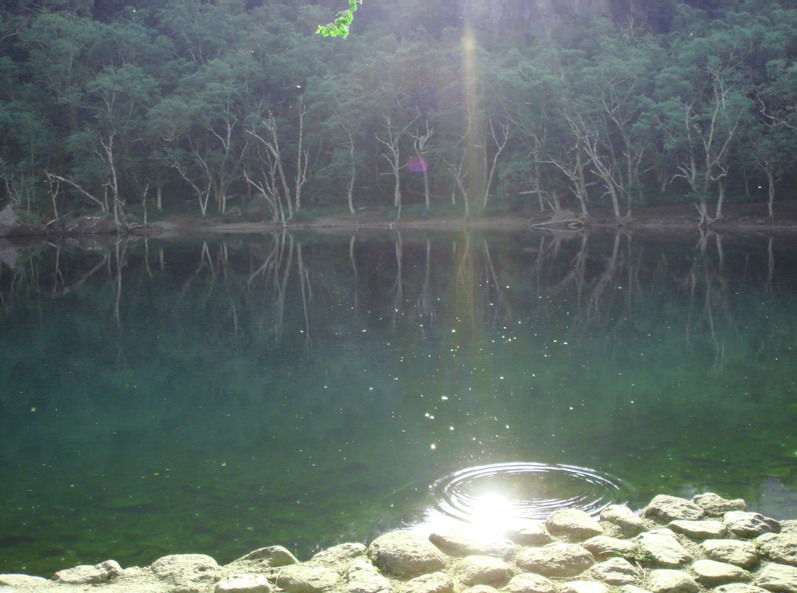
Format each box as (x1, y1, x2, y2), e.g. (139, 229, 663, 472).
(2, 0, 797, 225)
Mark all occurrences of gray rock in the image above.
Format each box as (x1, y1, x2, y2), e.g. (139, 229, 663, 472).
(64, 215, 119, 234)
(151, 554, 221, 591)
(402, 572, 454, 593)
(346, 559, 392, 593)
(589, 558, 641, 585)
(53, 560, 121, 584)
(692, 493, 746, 516)
(714, 586, 771, 593)
(668, 519, 727, 539)
(691, 559, 752, 586)
(758, 533, 797, 566)
(702, 539, 759, 568)
(643, 496, 705, 523)
(755, 562, 797, 593)
(638, 529, 693, 567)
(505, 573, 558, 593)
(515, 542, 595, 577)
(276, 565, 339, 593)
(725, 512, 780, 538)
(428, 529, 514, 557)
(582, 535, 642, 559)
(310, 543, 368, 570)
(601, 506, 645, 536)
(505, 522, 553, 546)
(216, 573, 274, 593)
(546, 509, 604, 541)
(0, 574, 51, 587)
(233, 546, 299, 568)
(782, 522, 797, 536)
(455, 555, 511, 586)
(368, 531, 446, 577)
(561, 581, 609, 593)
(647, 569, 699, 593)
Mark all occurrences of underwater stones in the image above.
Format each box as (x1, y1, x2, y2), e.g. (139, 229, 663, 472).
(505, 522, 553, 546)
(648, 569, 699, 593)
(755, 563, 797, 593)
(276, 564, 339, 593)
(589, 557, 641, 585)
(601, 505, 645, 536)
(639, 529, 693, 568)
(702, 539, 759, 568)
(345, 558, 392, 593)
(693, 493, 746, 516)
(234, 545, 299, 568)
(454, 555, 511, 586)
(668, 519, 727, 539)
(691, 559, 752, 586)
(725, 512, 781, 538)
(582, 535, 642, 559)
(215, 573, 274, 593)
(546, 509, 604, 541)
(368, 530, 447, 577)
(52, 559, 121, 584)
(428, 528, 514, 557)
(561, 580, 609, 593)
(643, 496, 705, 523)
(757, 533, 797, 566)
(515, 542, 595, 577)
(505, 573, 558, 593)
(151, 554, 221, 592)
(402, 571, 454, 593)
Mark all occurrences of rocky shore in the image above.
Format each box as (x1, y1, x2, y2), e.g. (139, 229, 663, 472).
(2, 493, 796, 593)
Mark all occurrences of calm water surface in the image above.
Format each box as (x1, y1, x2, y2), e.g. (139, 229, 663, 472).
(1, 230, 796, 576)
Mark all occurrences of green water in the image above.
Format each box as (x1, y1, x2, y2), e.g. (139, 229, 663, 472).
(1, 230, 796, 576)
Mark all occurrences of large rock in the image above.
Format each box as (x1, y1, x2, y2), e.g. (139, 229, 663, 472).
(368, 531, 446, 577)
(402, 572, 454, 593)
(276, 564, 339, 593)
(53, 560, 121, 584)
(755, 563, 797, 593)
(215, 573, 274, 593)
(582, 535, 642, 560)
(546, 509, 604, 541)
(692, 493, 746, 516)
(600, 506, 645, 536)
(232, 546, 299, 568)
(758, 533, 797, 566)
(310, 543, 368, 570)
(429, 529, 514, 557)
(702, 539, 759, 568)
(345, 559, 391, 593)
(454, 555, 511, 586)
(638, 529, 693, 567)
(589, 558, 640, 585)
(647, 570, 699, 593)
(505, 522, 553, 546)
(515, 543, 595, 577)
(725, 512, 780, 538)
(668, 520, 727, 539)
(151, 554, 221, 592)
(691, 559, 752, 586)
(643, 496, 705, 523)
(505, 573, 558, 593)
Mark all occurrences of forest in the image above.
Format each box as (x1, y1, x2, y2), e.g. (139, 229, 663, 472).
(2, 0, 797, 226)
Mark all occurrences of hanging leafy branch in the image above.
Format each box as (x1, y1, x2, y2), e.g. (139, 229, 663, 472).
(316, 0, 361, 38)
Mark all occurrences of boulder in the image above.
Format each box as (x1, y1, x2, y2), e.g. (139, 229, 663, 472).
(402, 572, 454, 593)
(276, 564, 339, 593)
(758, 533, 797, 567)
(429, 528, 514, 557)
(53, 560, 121, 584)
(310, 543, 368, 570)
(345, 559, 392, 593)
(233, 546, 299, 568)
(589, 558, 640, 585)
(692, 493, 746, 516)
(0, 574, 51, 587)
(151, 554, 221, 592)
(505, 573, 558, 593)
(546, 509, 604, 541)
(505, 522, 553, 546)
(454, 555, 511, 586)
(702, 539, 758, 568)
(647, 569, 699, 593)
(515, 542, 595, 577)
(668, 519, 727, 539)
(216, 573, 274, 593)
(368, 531, 446, 577)
(582, 535, 642, 559)
(755, 562, 797, 593)
(691, 559, 752, 586)
(643, 496, 705, 523)
(638, 529, 693, 567)
(601, 506, 645, 536)
(725, 512, 780, 538)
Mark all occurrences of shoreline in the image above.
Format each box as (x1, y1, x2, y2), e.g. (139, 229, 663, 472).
(2, 492, 796, 593)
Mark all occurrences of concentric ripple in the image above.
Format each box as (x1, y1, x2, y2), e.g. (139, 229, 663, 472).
(431, 462, 633, 523)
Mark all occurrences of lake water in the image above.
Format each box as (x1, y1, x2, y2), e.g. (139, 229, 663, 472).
(1, 229, 796, 576)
